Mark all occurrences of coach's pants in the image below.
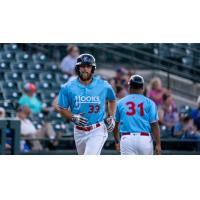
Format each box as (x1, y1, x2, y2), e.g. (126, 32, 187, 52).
(120, 133, 153, 155)
(74, 122, 108, 155)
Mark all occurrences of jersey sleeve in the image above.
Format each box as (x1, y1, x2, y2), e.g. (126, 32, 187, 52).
(58, 85, 70, 109)
(115, 102, 120, 122)
(106, 82, 116, 101)
(149, 100, 159, 123)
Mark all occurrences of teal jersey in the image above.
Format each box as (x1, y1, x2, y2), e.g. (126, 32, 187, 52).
(18, 94, 43, 114)
(116, 94, 158, 134)
(58, 77, 116, 125)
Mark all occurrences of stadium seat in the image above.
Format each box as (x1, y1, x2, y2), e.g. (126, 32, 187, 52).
(3, 44, 18, 53)
(32, 53, 47, 64)
(27, 63, 44, 71)
(1, 81, 18, 90)
(35, 92, 42, 100)
(15, 52, 30, 63)
(185, 49, 193, 56)
(0, 62, 11, 71)
(34, 122, 43, 130)
(23, 72, 40, 82)
(182, 57, 193, 66)
(52, 122, 68, 134)
(0, 101, 15, 110)
(0, 92, 4, 100)
(56, 73, 69, 84)
(0, 72, 5, 81)
(5, 72, 23, 81)
(53, 123, 62, 132)
(4, 91, 22, 100)
(10, 62, 27, 71)
(37, 82, 52, 91)
(40, 73, 55, 82)
(45, 63, 58, 71)
(170, 47, 186, 58)
(50, 112, 62, 121)
(41, 91, 57, 101)
(31, 112, 45, 121)
(51, 82, 61, 91)
(0, 52, 14, 62)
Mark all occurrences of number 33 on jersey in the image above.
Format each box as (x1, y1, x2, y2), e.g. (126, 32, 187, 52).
(116, 94, 158, 133)
(58, 77, 116, 126)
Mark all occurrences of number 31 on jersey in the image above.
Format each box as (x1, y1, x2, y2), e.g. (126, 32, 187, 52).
(126, 102, 144, 116)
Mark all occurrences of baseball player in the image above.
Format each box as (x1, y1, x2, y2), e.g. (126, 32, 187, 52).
(58, 53, 116, 155)
(113, 75, 161, 155)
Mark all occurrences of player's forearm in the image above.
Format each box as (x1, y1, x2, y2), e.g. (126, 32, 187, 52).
(107, 100, 116, 116)
(113, 122, 120, 143)
(59, 108, 73, 120)
(151, 122, 161, 145)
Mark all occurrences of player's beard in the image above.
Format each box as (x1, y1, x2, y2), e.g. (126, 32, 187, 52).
(79, 72, 92, 81)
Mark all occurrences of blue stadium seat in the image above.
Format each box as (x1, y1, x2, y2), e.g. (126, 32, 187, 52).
(5, 72, 23, 81)
(51, 82, 61, 91)
(41, 91, 57, 101)
(3, 44, 18, 53)
(40, 73, 55, 82)
(27, 63, 44, 71)
(0, 52, 14, 62)
(0, 72, 5, 81)
(0, 92, 4, 100)
(15, 52, 30, 63)
(56, 73, 69, 84)
(31, 112, 45, 121)
(34, 122, 43, 130)
(23, 72, 40, 82)
(0, 101, 15, 110)
(32, 53, 47, 64)
(4, 91, 22, 100)
(182, 57, 193, 66)
(52, 122, 68, 134)
(50, 112, 62, 121)
(45, 63, 58, 71)
(10, 62, 27, 71)
(1, 81, 18, 90)
(37, 82, 52, 91)
(0, 62, 11, 71)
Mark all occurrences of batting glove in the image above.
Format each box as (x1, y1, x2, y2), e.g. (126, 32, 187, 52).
(71, 114, 88, 126)
(104, 116, 115, 133)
